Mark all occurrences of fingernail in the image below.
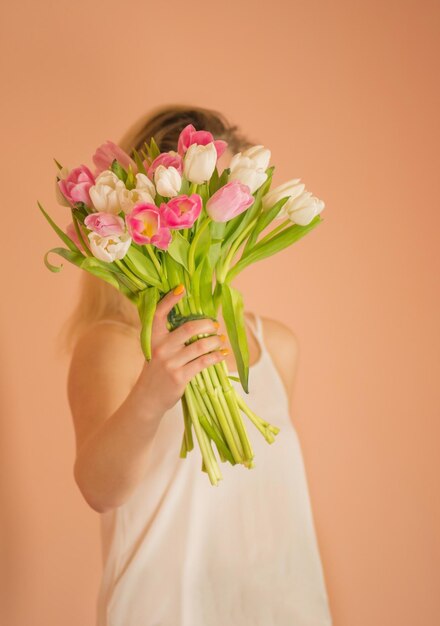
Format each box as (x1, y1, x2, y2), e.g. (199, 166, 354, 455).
(213, 321, 220, 329)
(219, 334, 227, 342)
(220, 348, 229, 355)
(173, 284, 185, 295)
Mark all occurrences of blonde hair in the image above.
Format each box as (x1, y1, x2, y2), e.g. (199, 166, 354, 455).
(56, 104, 254, 357)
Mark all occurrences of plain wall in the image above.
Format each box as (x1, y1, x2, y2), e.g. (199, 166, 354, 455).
(1, 1, 439, 625)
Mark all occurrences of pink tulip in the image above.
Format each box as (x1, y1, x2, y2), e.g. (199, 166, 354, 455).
(147, 152, 183, 180)
(160, 194, 202, 229)
(58, 165, 95, 207)
(66, 221, 90, 253)
(126, 203, 172, 249)
(84, 212, 126, 237)
(177, 124, 228, 160)
(206, 181, 254, 222)
(92, 140, 137, 177)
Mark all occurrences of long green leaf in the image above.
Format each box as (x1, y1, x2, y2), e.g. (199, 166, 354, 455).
(242, 196, 290, 254)
(221, 283, 249, 393)
(110, 159, 127, 183)
(138, 286, 159, 360)
(38, 201, 83, 254)
(124, 246, 163, 288)
(43, 246, 131, 293)
(43, 247, 84, 272)
(167, 231, 190, 271)
(227, 215, 323, 282)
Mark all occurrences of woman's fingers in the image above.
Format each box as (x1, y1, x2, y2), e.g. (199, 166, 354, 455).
(153, 284, 187, 336)
(169, 332, 228, 369)
(166, 317, 220, 350)
(181, 346, 230, 383)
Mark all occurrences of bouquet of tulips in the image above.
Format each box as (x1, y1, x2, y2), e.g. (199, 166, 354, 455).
(39, 123, 325, 486)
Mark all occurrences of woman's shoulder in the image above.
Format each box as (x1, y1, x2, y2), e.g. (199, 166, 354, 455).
(68, 318, 143, 389)
(246, 311, 300, 401)
(244, 310, 299, 347)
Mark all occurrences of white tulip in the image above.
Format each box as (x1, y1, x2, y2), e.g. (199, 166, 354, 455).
(230, 145, 271, 171)
(228, 144, 271, 193)
(89, 171, 125, 214)
(154, 165, 182, 197)
(262, 179, 305, 219)
(285, 190, 325, 225)
(117, 172, 156, 213)
(87, 231, 132, 262)
(134, 173, 156, 196)
(228, 166, 268, 194)
(183, 142, 217, 184)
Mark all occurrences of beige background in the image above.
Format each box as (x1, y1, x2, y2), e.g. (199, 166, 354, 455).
(1, 1, 439, 625)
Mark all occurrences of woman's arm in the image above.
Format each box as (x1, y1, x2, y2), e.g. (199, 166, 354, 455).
(68, 287, 228, 513)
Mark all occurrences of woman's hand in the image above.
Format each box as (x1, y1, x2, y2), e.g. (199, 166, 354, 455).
(135, 285, 229, 419)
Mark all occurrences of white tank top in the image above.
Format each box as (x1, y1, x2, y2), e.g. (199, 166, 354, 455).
(96, 314, 333, 626)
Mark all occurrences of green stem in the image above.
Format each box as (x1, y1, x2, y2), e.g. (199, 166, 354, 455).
(218, 216, 259, 283)
(235, 393, 280, 441)
(253, 218, 291, 248)
(145, 244, 166, 288)
(214, 361, 254, 461)
(72, 214, 93, 257)
(114, 260, 145, 290)
(184, 383, 220, 486)
(188, 217, 211, 275)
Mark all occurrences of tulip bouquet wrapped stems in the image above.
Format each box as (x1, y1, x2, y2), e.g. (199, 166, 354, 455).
(39, 123, 325, 486)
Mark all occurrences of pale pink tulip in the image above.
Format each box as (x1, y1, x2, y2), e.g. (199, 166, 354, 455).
(126, 203, 172, 249)
(84, 212, 126, 237)
(206, 181, 254, 222)
(147, 151, 183, 180)
(92, 140, 137, 177)
(58, 165, 95, 207)
(160, 194, 202, 229)
(177, 124, 227, 160)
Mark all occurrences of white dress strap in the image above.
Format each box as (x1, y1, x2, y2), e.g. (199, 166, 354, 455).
(246, 312, 264, 346)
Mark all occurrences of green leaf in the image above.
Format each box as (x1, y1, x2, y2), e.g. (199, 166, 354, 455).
(43, 247, 121, 290)
(125, 163, 136, 190)
(143, 137, 161, 162)
(38, 201, 83, 254)
(194, 220, 211, 268)
(179, 177, 191, 195)
(227, 215, 323, 282)
(44, 247, 83, 272)
(208, 167, 220, 195)
(208, 221, 227, 270)
(242, 196, 289, 254)
(137, 286, 160, 360)
(221, 167, 274, 251)
(199, 256, 215, 318)
(132, 148, 147, 175)
(221, 283, 249, 393)
(110, 158, 127, 183)
(163, 251, 184, 291)
(167, 231, 190, 271)
(197, 181, 210, 205)
(218, 167, 230, 188)
(124, 246, 163, 288)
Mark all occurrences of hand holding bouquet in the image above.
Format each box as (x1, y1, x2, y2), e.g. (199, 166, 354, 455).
(39, 123, 325, 486)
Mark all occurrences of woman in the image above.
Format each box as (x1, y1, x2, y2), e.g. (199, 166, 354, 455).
(63, 105, 333, 625)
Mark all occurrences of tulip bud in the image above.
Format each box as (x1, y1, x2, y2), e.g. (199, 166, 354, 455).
(183, 142, 217, 184)
(154, 165, 182, 197)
